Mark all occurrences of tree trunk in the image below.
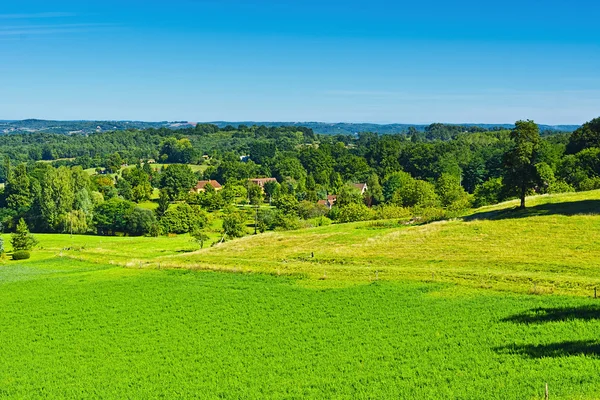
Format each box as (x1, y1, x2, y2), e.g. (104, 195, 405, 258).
(520, 185, 526, 208)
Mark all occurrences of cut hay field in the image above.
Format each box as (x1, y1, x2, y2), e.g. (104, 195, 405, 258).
(2, 190, 600, 398)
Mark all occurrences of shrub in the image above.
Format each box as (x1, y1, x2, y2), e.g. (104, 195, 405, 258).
(160, 203, 208, 234)
(547, 180, 575, 194)
(374, 205, 412, 220)
(12, 250, 30, 260)
(336, 203, 376, 223)
(273, 211, 301, 231)
(127, 207, 158, 236)
(579, 177, 600, 192)
(297, 201, 328, 220)
(473, 178, 504, 207)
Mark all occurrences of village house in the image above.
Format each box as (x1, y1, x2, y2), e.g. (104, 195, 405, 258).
(193, 180, 222, 193)
(248, 177, 277, 189)
(318, 194, 337, 209)
(353, 183, 368, 195)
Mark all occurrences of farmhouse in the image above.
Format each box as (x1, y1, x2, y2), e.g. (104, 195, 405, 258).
(352, 183, 368, 195)
(193, 180, 222, 193)
(248, 177, 277, 188)
(318, 194, 337, 209)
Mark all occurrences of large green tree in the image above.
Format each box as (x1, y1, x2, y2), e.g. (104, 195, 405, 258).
(503, 120, 541, 208)
(159, 164, 197, 200)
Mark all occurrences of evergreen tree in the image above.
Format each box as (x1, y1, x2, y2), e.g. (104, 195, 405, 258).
(11, 218, 37, 251)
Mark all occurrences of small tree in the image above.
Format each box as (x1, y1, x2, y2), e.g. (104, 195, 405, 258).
(155, 189, 170, 218)
(191, 229, 210, 249)
(222, 209, 246, 239)
(247, 183, 263, 205)
(11, 218, 37, 251)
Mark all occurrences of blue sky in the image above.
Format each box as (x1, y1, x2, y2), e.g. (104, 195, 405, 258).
(1, 0, 599, 124)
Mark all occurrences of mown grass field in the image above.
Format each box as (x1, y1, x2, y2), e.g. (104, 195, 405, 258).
(1, 190, 600, 398)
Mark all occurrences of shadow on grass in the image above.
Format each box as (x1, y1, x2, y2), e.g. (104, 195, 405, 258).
(464, 200, 600, 221)
(496, 340, 600, 359)
(502, 305, 600, 324)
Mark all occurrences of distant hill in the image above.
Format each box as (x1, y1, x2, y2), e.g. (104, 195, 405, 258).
(0, 120, 191, 135)
(210, 121, 580, 135)
(0, 119, 580, 136)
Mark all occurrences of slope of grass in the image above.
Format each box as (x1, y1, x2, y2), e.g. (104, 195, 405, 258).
(2, 261, 600, 399)
(158, 190, 600, 296)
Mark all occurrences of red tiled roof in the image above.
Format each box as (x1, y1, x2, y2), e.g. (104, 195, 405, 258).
(248, 178, 277, 186)
(195, 180, 222, 190)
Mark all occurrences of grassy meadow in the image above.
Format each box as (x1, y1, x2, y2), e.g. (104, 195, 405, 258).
(1, 190, 600, 398)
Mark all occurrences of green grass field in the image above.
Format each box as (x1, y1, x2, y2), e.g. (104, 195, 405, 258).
(2, 190, 600, 398)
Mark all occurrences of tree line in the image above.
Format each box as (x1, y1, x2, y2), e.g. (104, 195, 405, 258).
(0, 118, 597, 239)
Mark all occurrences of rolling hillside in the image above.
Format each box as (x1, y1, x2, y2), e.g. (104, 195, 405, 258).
(159, 190, 600, 296)
(2, 191, 600, 398)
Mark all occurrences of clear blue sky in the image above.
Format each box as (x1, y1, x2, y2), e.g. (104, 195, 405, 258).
(1, 0, 599, 124)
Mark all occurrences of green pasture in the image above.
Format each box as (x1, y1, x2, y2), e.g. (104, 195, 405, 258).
(1, 260, 600, 398)
(1, 190, 600, 398)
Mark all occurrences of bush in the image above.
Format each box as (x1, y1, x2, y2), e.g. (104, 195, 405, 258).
(127, 207, 158, 236)
(12, 250, 30, 260)
(297, 201, 328, 220)
(548, 180, 575, 194)
(579, 177, 600, 192)
(473, 178, 504, 207)
(160, 203, 208, 234)
(336, 203, 376, 223)
(273, 211, 301, 231)
(374, 205, 412, 220)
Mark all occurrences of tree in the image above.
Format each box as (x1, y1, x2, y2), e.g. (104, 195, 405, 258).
(93, 197, 135, 235)
(335, 184, 363, 208)
(11, 218, 37, 251)
(247, 183, 264, 205)
(473, 178, 504, 207)
(263, 180, 280, 204)
(191, 228, 210, 249)
(156, 189, 170, 218)
(160, 203, 208, 234)
(503, 120, 541, 208)
(222, 209, 246, 239)
(5, 164, 31, 212)
(435, 173, 469, 208)
(126, 207, 157, 236)
(273, 194, 298, 215)
(365, 173, 384, 206)
(159, 164, 197, 200)
(567, 117, 600, 154)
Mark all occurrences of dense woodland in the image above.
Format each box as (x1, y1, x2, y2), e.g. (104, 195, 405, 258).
(0, 118, 599, 241)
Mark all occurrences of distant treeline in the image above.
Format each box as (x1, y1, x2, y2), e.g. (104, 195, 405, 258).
(0, 119, 579, 136)
(0, 118, 598, 237)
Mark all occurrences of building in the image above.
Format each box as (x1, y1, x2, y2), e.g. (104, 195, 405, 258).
(193, 180, 222, 193)
(318, 194, 337, 209)
(248, 178, 277, 188)
(353, 183, 368, 195)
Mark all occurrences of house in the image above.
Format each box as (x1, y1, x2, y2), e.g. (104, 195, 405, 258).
(318, 194, 337, 209)
(193, 180, 222, 193)
(248, 178, 277, 189)
(352, 183, 368, 195)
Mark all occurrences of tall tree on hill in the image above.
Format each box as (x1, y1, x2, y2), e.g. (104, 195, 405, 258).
(503, 120, 541, 208)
